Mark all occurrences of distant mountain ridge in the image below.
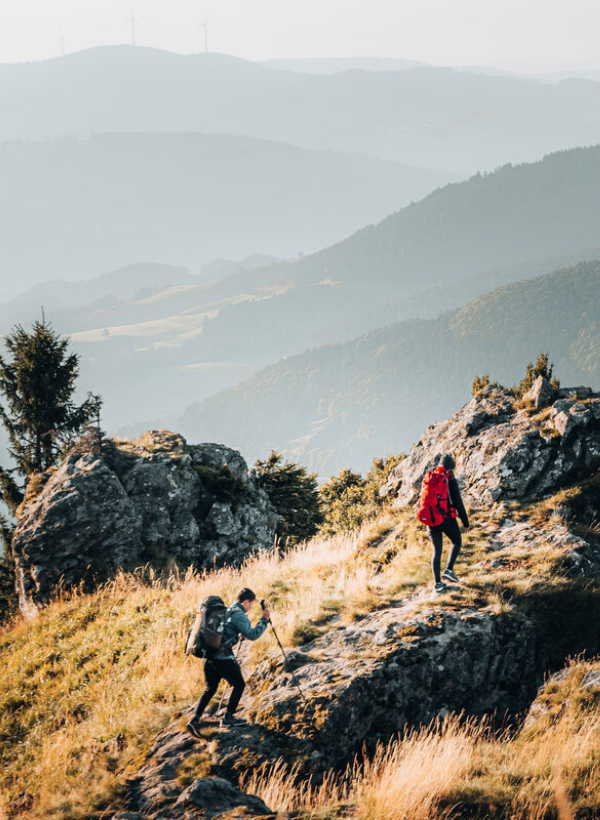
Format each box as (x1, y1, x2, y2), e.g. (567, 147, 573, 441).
(2, 46, 600, 173)
(0, 132, 453, 286)
(168, 145, 600, 365)
(178, 261, 600, 475)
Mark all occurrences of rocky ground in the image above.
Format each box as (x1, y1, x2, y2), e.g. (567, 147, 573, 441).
(116, 502, 599, 819)
(6, 382, 600, 819)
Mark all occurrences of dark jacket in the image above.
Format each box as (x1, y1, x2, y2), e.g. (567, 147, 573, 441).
(213, 601, 268, 660)
(430, 468, 470, 530)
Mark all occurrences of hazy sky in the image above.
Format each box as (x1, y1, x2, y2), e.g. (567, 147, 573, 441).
(1, 0, 600, 72)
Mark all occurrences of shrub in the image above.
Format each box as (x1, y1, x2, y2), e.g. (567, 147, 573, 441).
(255, 451, 322, 545)
(0, 552, 17, 625)
(514, 352, 560, 398)
(193, 464, 250, 512)
(319, 454, 405, 536)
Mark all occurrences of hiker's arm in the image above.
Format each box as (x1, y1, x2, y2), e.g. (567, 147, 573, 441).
(231, 609, 268, 641)
(449, 476, 470, 528)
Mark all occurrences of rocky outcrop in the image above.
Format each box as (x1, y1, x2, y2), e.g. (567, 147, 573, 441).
(124, 721, 276, 820)
(523, 660, 600, 731)
(12, 431, 278, 615)
(380, 385, 600, 507)
(247, 604, 537, 770)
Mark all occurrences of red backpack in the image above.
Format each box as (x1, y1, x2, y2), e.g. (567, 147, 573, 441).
(415, 468, 457, 527)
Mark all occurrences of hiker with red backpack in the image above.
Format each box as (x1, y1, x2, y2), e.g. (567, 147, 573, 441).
(185, 587, 270, 737)
(415, 454, 470, 594)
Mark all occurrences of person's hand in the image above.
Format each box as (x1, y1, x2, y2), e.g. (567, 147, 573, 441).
(262, 608, 271, 622)
(464, 525, 471, 531)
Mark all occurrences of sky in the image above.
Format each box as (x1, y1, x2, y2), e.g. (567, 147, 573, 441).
(1, 0, 600, 72)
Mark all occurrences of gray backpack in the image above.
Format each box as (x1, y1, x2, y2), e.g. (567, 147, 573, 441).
(185, 596, 228, 658)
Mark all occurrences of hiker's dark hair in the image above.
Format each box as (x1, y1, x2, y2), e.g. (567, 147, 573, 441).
(237, 588, 257, 603)
(440, 453, 456, 470)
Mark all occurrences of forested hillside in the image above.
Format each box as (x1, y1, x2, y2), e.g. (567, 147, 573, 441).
(179, 261, 600, 474)
(21, 143, 599, 434)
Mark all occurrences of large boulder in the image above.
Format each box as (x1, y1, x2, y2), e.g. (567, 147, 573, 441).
(246, 604, 538, 770)
(12, 431, 279, 615)
(380, 386, 600, 507)
(523, 375, 556, 409)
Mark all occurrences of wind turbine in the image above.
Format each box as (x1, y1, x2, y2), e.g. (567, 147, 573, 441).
(198, 18, 209, 53)
(125, 8, 139, 46)
(59, 30, 68, 56)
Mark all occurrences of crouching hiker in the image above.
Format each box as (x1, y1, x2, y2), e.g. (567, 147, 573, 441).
(186, 587, 270, 737)
(415, 454, 470, 594)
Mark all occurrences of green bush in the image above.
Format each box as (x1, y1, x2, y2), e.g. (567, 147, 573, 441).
(319, 454, 405, 536)
(255, 451, 322, 545)
(194, 464, 250, 512)
(0, 554, 17, 625)
(514, 352, 560, 398)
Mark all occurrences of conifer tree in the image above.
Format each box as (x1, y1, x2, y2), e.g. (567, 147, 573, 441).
(0, 318, 101, 516)
(255, 451, 322, 545)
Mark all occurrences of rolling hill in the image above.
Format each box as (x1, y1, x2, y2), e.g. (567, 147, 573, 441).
(2, 46, 600, 174)
(178, 261, 600, 476)
(130, 144, 600, 370)
(0, 132, 453, 286)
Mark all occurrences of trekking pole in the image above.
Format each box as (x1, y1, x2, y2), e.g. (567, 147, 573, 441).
(216, 640, 242, 716)
(260, 599, 311, 711)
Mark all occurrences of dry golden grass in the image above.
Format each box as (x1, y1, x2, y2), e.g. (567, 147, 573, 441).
(242, 716, 480, 819)
(241, 689, 596, 820)
(0, 509, 430, 820)
(2, 483, 598, 820)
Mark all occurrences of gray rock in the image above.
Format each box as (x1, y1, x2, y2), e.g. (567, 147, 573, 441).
(558, 386, 594, 400)
(13, 453, 143, 617)
(523, 375, 556, 409)
(177, 777, 272, 818)
(247, 603, 538, 769)
(380, 386, 600, 508)
(12, 431, 279, 614)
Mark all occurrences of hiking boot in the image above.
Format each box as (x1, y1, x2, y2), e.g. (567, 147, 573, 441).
(186, 719, 203, 739)
(221, 712, 247, 727)
(443, 568, 459, 583)
(434, 582, 447, 595)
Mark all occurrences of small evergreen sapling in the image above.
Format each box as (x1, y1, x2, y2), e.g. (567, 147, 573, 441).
(515, 352, 561, 397)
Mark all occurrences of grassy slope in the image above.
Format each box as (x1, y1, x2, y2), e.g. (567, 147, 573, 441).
(2, 470, 600, 819)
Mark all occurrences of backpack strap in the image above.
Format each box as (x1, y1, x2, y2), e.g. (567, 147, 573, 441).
(220, 604, 241, 652)
(444, 469, 457, 518)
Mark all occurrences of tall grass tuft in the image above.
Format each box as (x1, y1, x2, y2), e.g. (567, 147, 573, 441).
(242, 716, 480, 818)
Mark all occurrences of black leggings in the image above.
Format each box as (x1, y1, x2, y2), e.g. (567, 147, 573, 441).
(194, 657, 246, 718)
(429, 518, 462, 584)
